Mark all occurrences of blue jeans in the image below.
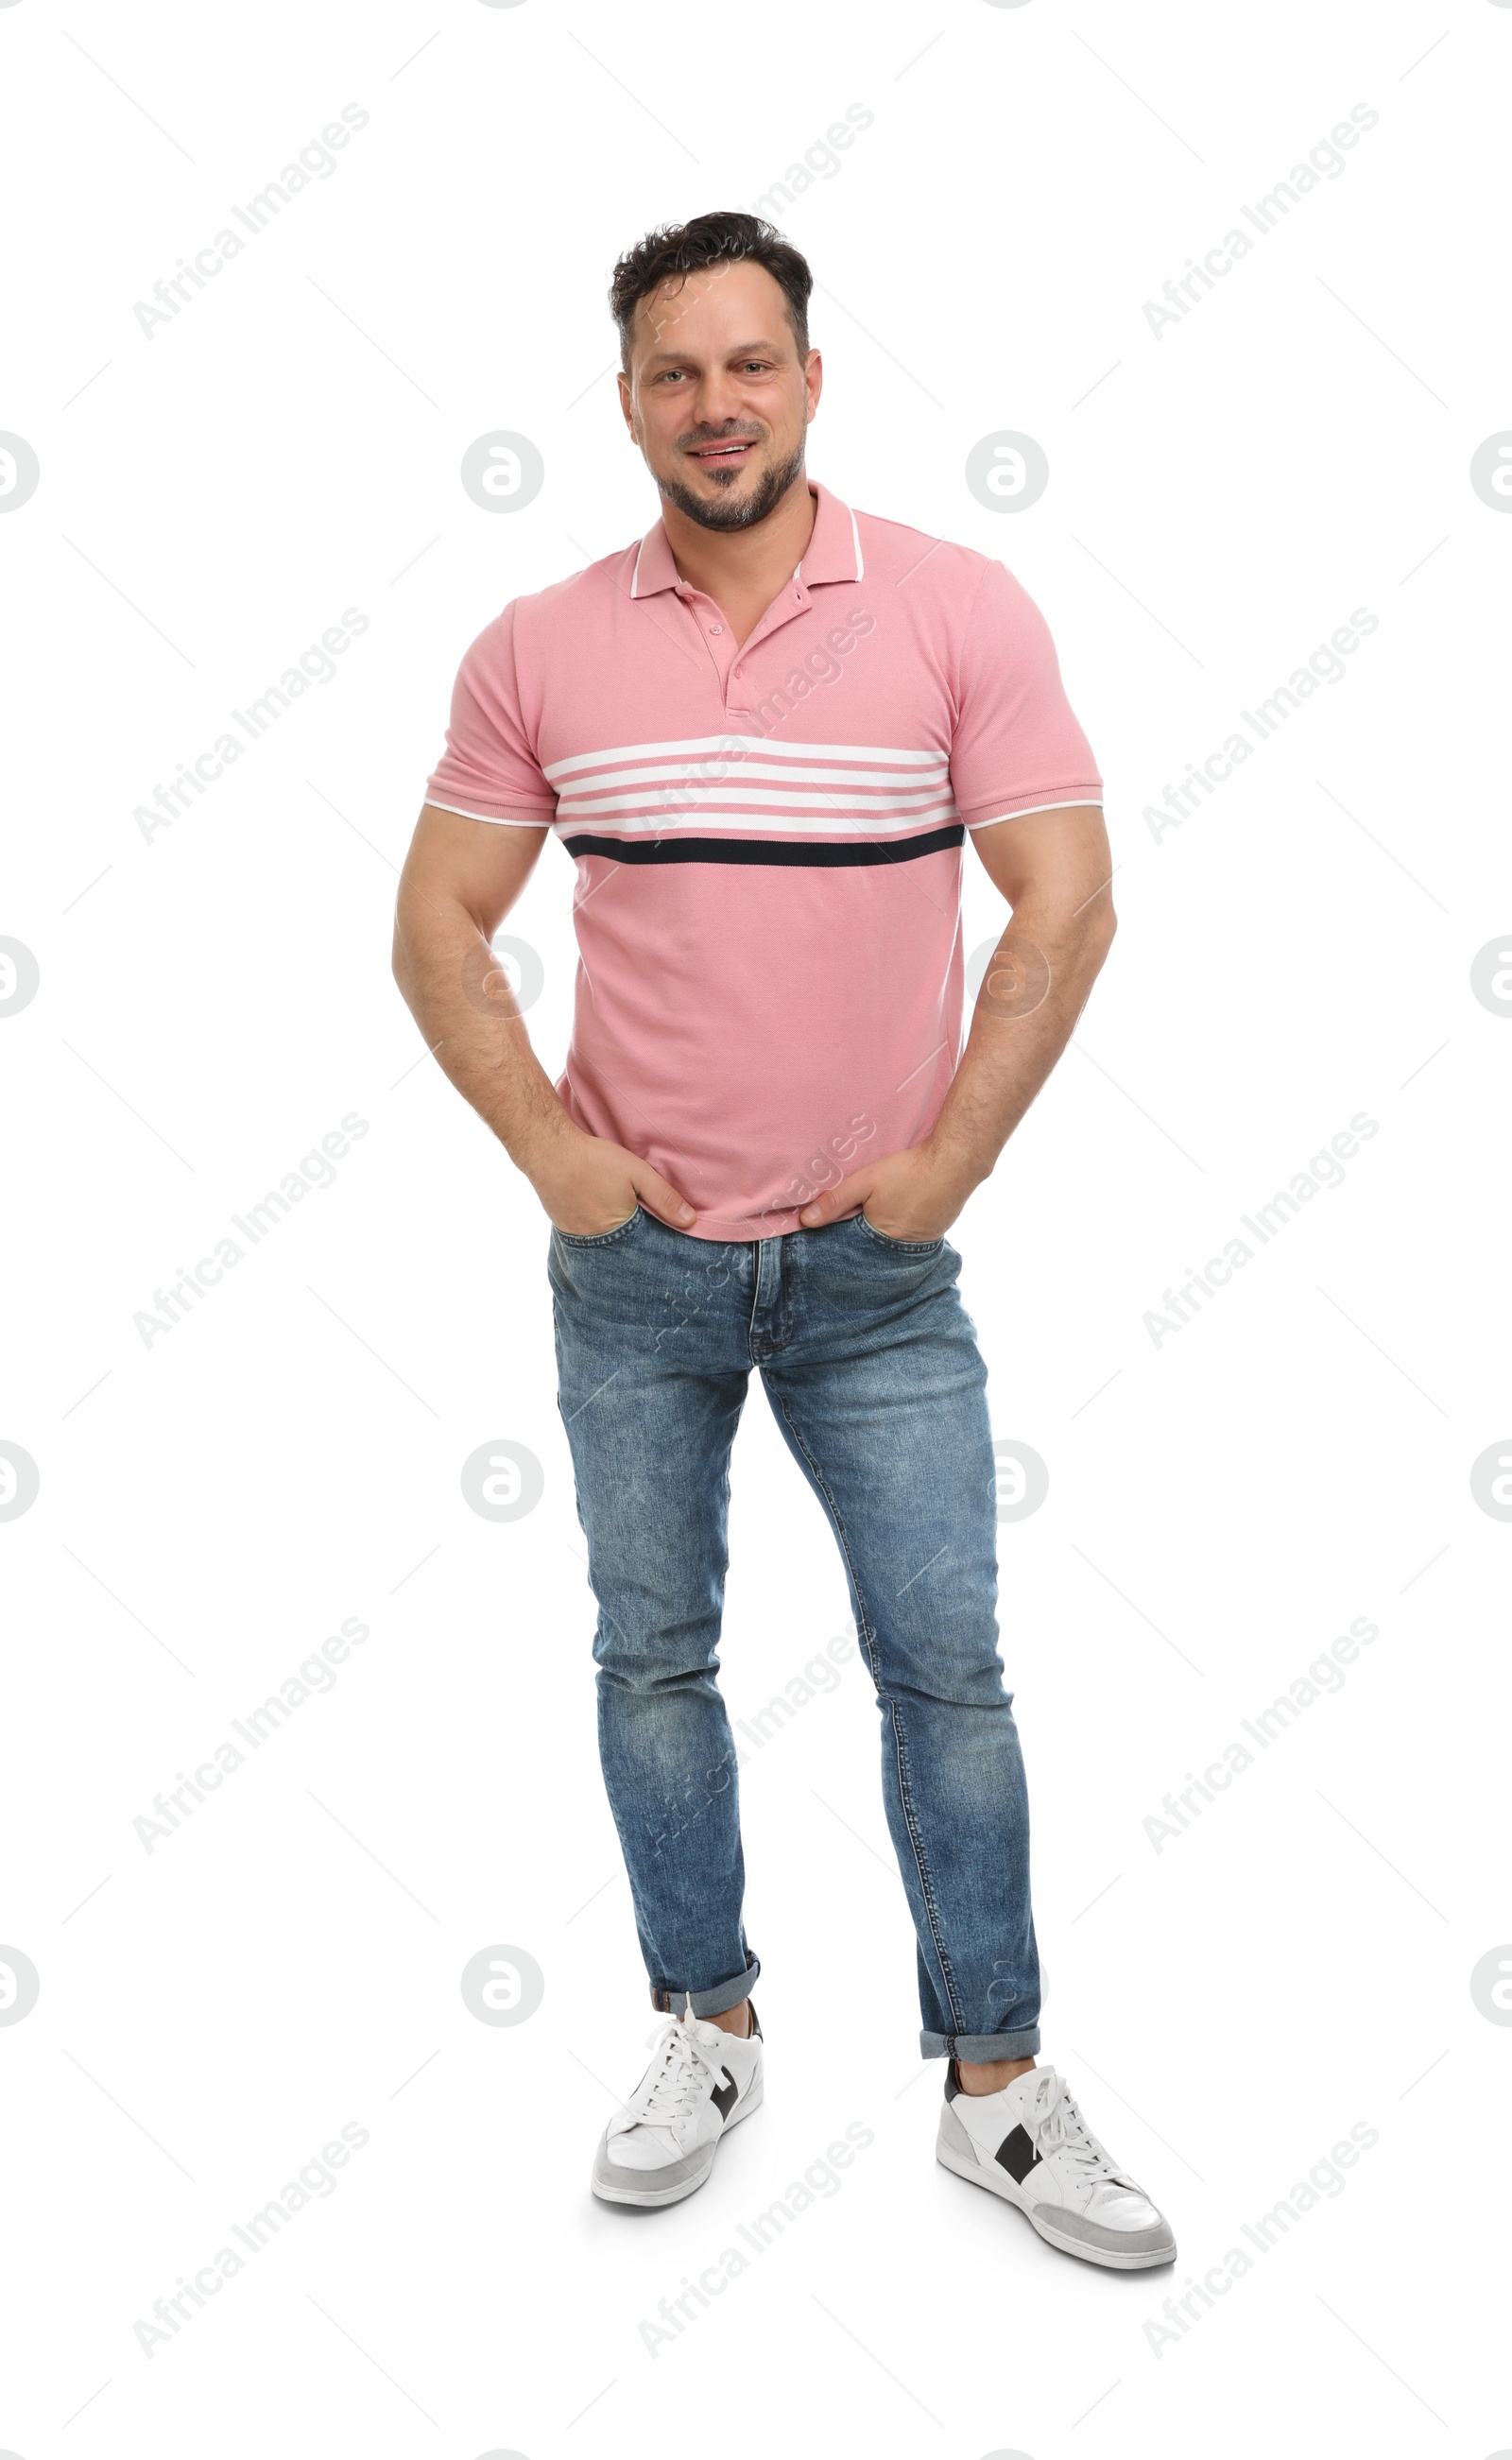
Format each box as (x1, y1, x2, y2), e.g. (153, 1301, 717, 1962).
(548, 1206, 1041, 2061)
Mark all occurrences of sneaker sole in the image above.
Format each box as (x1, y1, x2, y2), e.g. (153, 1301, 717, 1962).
(592, 2074, 765, 2209)
(936, 2125, 1177, 2270)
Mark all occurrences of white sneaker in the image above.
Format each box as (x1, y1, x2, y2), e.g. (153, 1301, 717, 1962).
(592, 2002, 765, 2207)
(936, 2060, 1177, 2269)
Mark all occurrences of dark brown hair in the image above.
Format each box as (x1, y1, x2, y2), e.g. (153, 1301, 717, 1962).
(610, 212, 813, 370)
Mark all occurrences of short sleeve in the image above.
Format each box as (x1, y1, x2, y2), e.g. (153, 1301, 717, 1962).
(423, 602, 557, 826)
(949, 559, 1103, 828)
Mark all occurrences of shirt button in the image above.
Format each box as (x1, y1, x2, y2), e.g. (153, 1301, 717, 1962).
(709, 622, 723, 634)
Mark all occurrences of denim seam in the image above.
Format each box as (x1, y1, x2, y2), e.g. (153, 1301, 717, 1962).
(553, 1204, 644, 1249)
(856, 1215, 946, 1255)
(747, 1233, 793, 1360)
(773, 1392, 966, 2040)
(746, 1239, 765, 1357)
(885, 1701, 966, 2038)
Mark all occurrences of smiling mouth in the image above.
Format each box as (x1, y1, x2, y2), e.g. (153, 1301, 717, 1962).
(687, 439, 759, 465)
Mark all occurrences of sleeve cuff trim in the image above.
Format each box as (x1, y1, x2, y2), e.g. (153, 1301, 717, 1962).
(963, 795, 1104, 829)
(424, 798, 555, 828)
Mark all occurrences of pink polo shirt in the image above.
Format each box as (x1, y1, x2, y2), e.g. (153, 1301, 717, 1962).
(425, 480, 1101, 1240)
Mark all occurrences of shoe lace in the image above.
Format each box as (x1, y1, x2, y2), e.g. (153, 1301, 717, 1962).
(1023, 2067, 1133, 2186)
(623, 2006, 729, 2129)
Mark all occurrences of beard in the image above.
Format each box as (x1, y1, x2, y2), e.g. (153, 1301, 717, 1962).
(657, 436, 807, 533)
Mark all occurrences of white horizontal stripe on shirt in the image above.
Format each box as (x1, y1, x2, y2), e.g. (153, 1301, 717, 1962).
(542, 733, 950, 783)
(558, 787, 956, 825)
(556, 756, 950, 800)
(556, 805, 959, 839)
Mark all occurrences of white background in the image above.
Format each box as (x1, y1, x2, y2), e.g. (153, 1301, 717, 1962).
(3, 0, 1509, 2451)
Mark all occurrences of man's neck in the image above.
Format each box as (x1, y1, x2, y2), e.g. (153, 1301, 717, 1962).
(659, 475, 817, 638)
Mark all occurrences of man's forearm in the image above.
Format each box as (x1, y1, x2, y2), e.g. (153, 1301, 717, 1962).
(390, 817, 696, 1237)
(925, 895, 1116, 1190)
(391, 886, 569, 1168)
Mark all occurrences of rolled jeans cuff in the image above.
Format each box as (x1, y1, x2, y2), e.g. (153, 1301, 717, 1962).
(651, 1953, 760, 2020)
(920, 2023, 1041, 2061)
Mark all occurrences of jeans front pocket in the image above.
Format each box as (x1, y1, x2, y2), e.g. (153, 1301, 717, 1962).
(552, 1204, 645, 1249)
(855, 1212, 945, 1256)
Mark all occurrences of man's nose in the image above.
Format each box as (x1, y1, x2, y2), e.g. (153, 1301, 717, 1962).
(692, 376, 748, 430)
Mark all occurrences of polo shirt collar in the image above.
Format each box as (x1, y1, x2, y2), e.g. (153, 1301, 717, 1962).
(628, 478, 862, 598)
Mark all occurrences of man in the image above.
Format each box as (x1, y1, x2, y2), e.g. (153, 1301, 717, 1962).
(392, 211, 1174, 2271)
